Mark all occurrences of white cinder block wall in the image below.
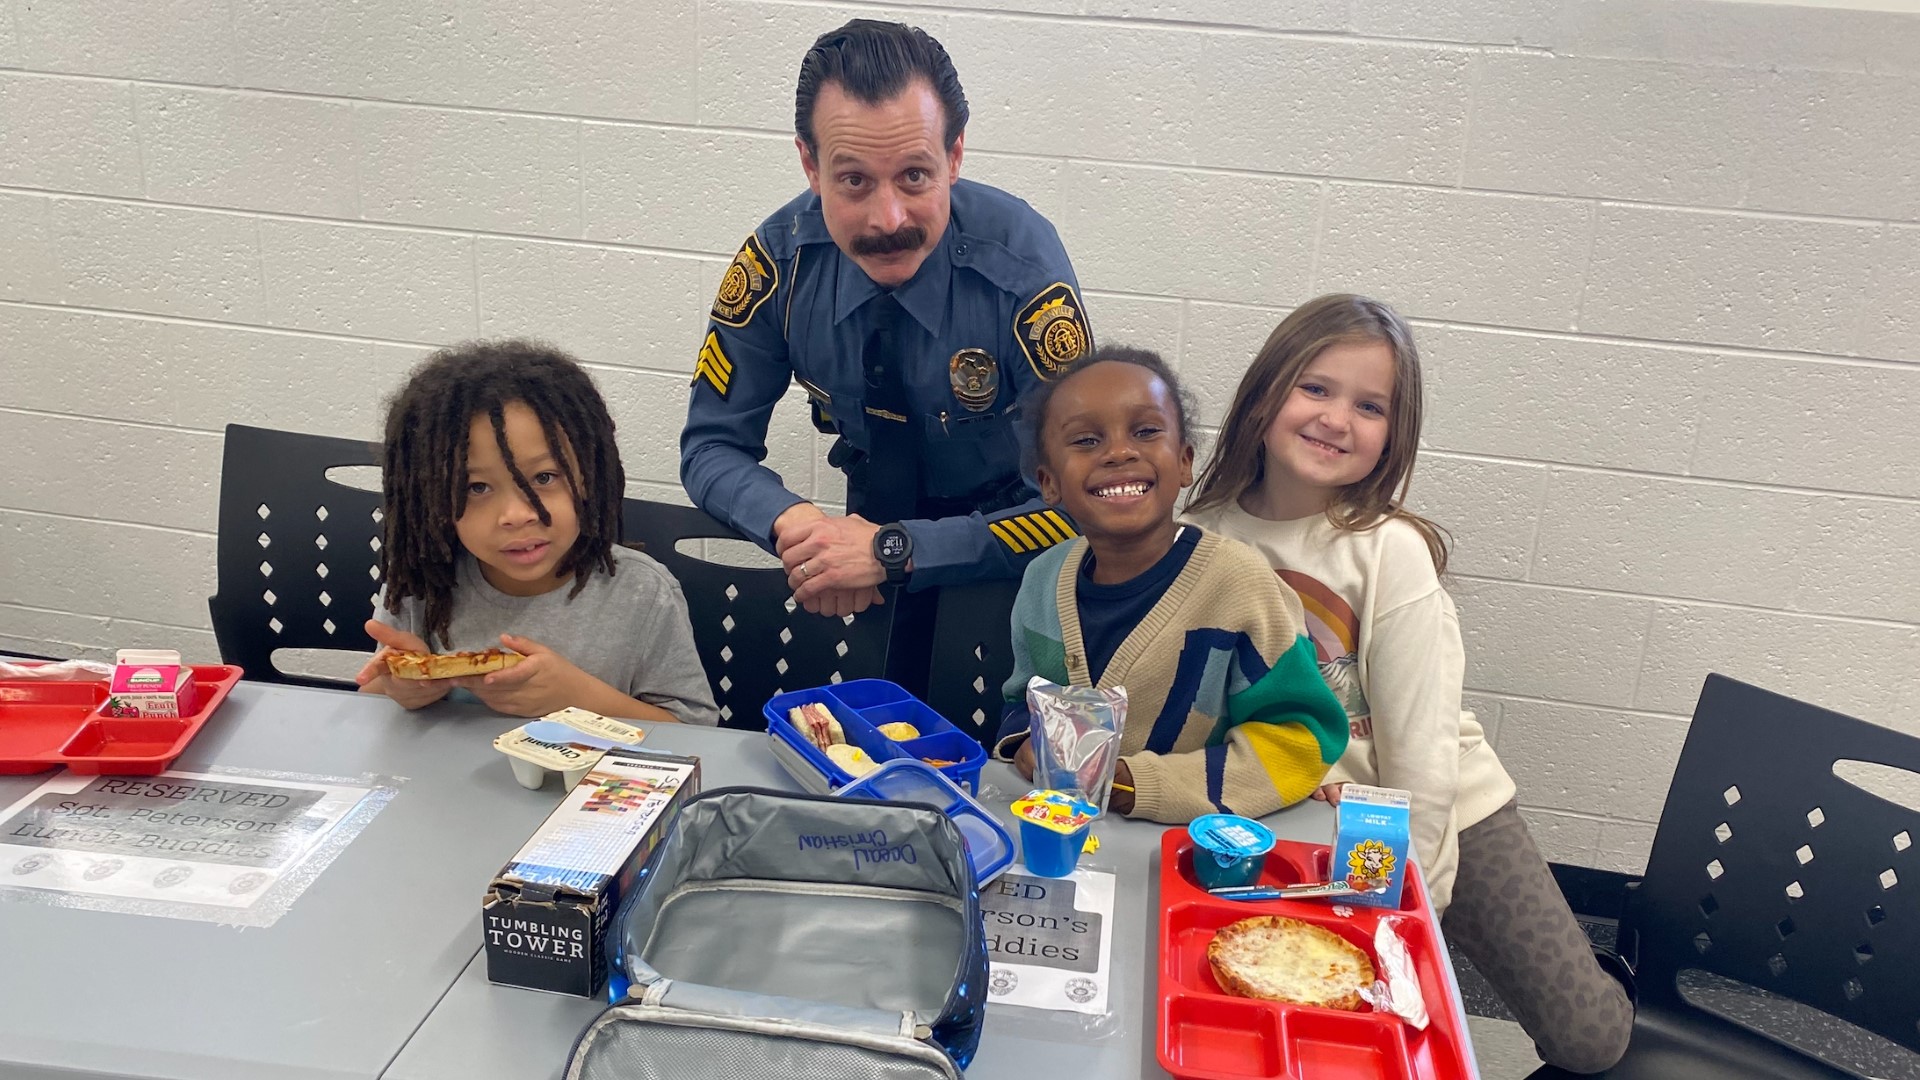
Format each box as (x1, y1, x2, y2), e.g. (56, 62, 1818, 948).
(3, 0, 1916, 872)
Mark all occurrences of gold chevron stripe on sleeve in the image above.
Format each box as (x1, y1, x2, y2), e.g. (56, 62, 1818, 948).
(1026, 513, 1069, 545)
(694, 331, 732, 397)
(989, 521, 1030, 553)
(1044, 510, 1078, 539)
(1005, 516, 1049, 550)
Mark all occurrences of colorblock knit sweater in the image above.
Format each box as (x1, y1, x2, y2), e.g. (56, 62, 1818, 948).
(998, 530, 1349, 823)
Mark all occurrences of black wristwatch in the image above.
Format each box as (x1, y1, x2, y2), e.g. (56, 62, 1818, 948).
(873, 523, 913, 587)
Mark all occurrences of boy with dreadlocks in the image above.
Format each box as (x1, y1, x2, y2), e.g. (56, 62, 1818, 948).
(353, 340, 719, 724)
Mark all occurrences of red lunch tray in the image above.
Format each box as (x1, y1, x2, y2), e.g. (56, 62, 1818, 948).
(1157, 829, 1475, 1080)
(0, 664, 244, 776)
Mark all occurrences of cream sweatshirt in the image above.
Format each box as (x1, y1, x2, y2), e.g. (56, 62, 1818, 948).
(1183, 501, 1516, 913)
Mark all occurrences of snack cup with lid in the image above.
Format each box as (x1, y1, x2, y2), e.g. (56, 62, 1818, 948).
(1013, 789, 1099, 878)
(1187, 813, 1276, 889)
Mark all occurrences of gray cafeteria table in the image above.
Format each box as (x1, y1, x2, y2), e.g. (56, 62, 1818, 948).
(0, 678, 1477, 1079)
(0, 680, 568, 1080)
(386, 722, 1481, 1080)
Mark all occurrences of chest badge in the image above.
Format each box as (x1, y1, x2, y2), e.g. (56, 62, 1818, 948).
(949, 348, 1000, 412)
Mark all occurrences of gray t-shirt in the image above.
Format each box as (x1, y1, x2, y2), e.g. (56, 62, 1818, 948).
(374, 546, 719, 725)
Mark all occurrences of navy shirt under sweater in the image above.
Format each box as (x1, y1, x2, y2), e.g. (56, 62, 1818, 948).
(994, 527, 1200, 747)
(1076, 526, 1200, 682)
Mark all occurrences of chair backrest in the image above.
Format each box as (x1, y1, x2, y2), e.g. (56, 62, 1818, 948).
(1627, 673, 1920, 1055)
(210, 426, 900, 722)
(922, 580, 1020, 747)
(619, 500, 893, 730)
(209, 424, 384, 688)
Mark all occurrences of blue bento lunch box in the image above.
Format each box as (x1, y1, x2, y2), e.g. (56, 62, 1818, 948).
(833, 758, 1014, 885)
(764, 679, 988, 795)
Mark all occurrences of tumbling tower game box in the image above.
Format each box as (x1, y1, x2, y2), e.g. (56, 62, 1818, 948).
(483, 752, 700, 995)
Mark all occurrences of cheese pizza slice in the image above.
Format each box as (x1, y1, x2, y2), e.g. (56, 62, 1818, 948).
(384, 649, 524, 680)
(1206, 915, 1375, 1010)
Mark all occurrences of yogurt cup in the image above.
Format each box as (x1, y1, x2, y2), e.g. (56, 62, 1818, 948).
(494, 707, 649, 791)
(1012, 789, 1099, 878)
(494, 728, 602, 790)
(1188, 814, 1276, 889)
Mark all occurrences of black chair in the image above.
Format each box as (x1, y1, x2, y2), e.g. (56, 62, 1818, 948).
(923, 579, 1021, 747)
(208, 424, 384, 688)
(619, 500, 893, 730)
(210, 425, 896, 718)
(1529, 674, 1920, 1080)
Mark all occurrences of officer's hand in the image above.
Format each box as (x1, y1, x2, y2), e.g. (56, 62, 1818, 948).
(780, 513, 886, 608)
(771, 502, 827, 552)
(807, 584, 886, 619)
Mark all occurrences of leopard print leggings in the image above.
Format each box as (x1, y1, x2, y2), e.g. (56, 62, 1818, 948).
(1442, 800, 1635, 1074)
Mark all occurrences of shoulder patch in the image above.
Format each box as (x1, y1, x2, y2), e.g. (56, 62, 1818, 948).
(692, 331, 732, 399)
(1015, 282, 1092, 381)
(711, 234, 779, 328)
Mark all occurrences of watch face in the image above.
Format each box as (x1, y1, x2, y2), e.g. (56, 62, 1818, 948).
(879, 532, 908, 560)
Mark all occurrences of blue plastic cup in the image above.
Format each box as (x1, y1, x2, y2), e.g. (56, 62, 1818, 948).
(1013, 790, 1098, 878)
(1017, 817, 1092, 877)
(1188, 814, 1276, 890)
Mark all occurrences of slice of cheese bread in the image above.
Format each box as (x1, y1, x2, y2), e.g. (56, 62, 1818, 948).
(1206, 915, 1374, 1010)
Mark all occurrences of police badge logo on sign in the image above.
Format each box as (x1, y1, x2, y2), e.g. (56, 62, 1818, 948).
(1016, 282, 1092, 380)
(711, 235, 779, 327)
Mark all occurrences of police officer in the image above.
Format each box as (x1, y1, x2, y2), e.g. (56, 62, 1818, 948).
(680, 19, 1092, 693)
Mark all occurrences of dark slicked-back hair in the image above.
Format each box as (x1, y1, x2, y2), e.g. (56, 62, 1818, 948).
(795, 19, 968, 155)
(1018, 344, 1199, 477)
(378, 339, 624, 647)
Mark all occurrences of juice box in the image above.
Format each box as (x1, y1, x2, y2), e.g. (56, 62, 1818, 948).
(1332, 784, 1412, 910)
(104, 649, 200, 718)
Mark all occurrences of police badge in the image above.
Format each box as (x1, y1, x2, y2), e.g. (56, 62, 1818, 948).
(948, 348, 999, 411)
(1015, 282, 1092, 380)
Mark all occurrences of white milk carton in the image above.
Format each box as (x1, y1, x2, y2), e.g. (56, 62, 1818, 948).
(1332, 784, 1413, 910)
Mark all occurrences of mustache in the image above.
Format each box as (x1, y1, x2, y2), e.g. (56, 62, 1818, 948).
(851, 226, 928, 257)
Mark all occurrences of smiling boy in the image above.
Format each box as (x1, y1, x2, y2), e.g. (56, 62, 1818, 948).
(993, 347, 1348, 823)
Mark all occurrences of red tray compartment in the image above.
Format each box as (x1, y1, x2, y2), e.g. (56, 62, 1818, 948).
(1286, 1010, 1416, 1080)
(1162, 994, 1286, 1079)
(0, 664, 243, 775)
(1157, 830, 1475, 1080)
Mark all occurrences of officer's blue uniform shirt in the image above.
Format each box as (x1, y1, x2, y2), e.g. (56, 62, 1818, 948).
(681, 178, 1093, 590)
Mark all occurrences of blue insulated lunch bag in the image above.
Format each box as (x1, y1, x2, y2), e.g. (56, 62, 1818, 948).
(565, 787, 989, 1079)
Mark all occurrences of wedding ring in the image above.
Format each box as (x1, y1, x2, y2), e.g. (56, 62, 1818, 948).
(798, 562, 812, 579)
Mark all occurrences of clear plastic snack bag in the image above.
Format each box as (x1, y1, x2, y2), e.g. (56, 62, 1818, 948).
(1025, 677, 1127, 811)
